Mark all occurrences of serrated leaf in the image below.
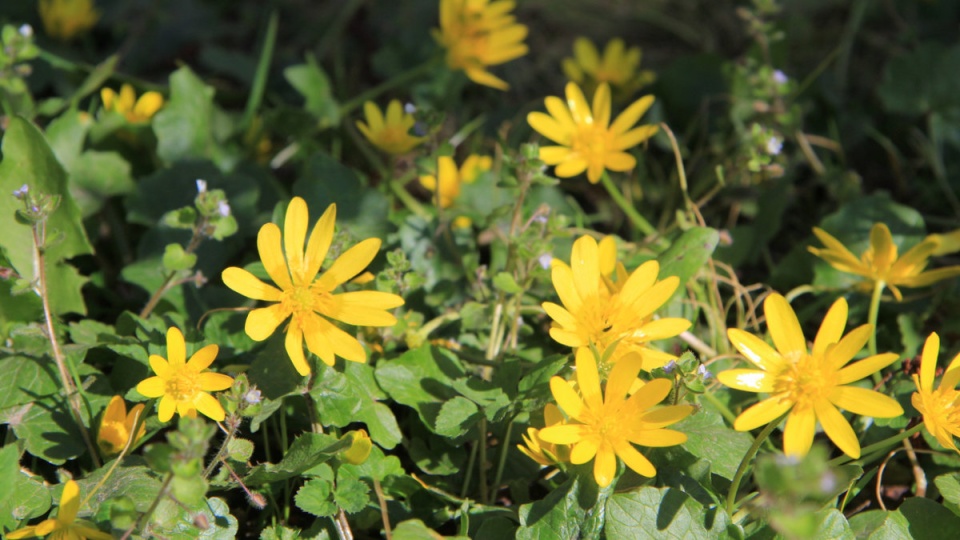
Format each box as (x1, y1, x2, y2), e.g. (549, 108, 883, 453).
(672, 410, 752, 480)
(603, 487, 731, 539)
(151, 496, 238, 540)
(0, 116, 93, 315)
(245, 433, 350, 486)
(334, 467, 370, 514)
(295, 478, 337, 518)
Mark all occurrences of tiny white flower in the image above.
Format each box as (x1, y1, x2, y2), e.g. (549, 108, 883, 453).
(19, 24, 33, 38)
(766, 136, 783, 156)
(404, 103, 417, 114)
(538, 253, 552, 269)
(196, 179, 207, 193)
(217, 200, 231, 217)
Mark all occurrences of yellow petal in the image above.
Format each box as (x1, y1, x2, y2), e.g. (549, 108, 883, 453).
(610, 95, 654, 134)
(245, 304, 289, 342)
(604, 152, 637, 172)
(625, 377, 671, 411)
(825, 324, 872, 370)
(119, 84, 136, 111)
(782, 407, 816, 457)
(564, 82, 592, 125)
(304, 203, 337, 282)
(539, 146, 573, 164)
(363, 101, 384, 132)
(136, 376, 166, 398)
(629, 428, 687, 448)
(148, 354, 171, 378)
(570, 437, 599, 464)
(869, 223, 897, 271)
(195, 392, 225, 421)
(327, 291, 403, 326)
(302, 317, 336, 367)
(733, 395, 792, 431)
(166, 327, 186, 366)
(836, 353, 899, 385)
(314, 315, 367, 363)
(764, 293, 807, 360)
(102, 395, 126, 424)
(158, 394, 177, 422)
(550, 262, 582, 312)
(539, 424, 584, 445)
(258, 223, 293, 291)
(629, 277, 680, 321)
(727, 328, 784, 372)
(717, 369, 775, 392)
(221, 267, 283, 302)
(570, 236, 600, 302)
(575, 348, 603, 411)
(315, 238, 380, 291)
(638, 405, 694, 429)
(101, 88, 117, 110)
(615, 440, 656, 478)
(812, 297, 848, 357)
(285, 323, 310, 375)
(814, 400, 860, 458)
(134, 91, 164, 119)
(619, 260, 659, 305)
(593, 443, 617, 487)
(605, 352, 644, 405)
(573, 37, 599, 72)
(187, 344, 219, 371)
(598, 236, 617, 277)
(592, 83, 612, 128)
(550, 376, 585, 420)
(528, 112, 568, 144)
(7, 525, 40, 539)
(284, 197, 309, 283)
(542, 301, 577, 329)
(612, 125, 658, 151)
(828, 386, 903, 418)
(58, 480, 81, 523)
(545, 96, 576, 132)
(199, 372, 235, 392)
(465, 66, 509, 90)
(72, 524, 114, 540)
(555, 157, 588, 178)
(632, 318, 691, 341)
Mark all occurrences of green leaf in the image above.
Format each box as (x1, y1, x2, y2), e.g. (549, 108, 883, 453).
(0, 444, 52, 530)
(898, 496, 960, 540)
(162, 243, 198, 272)
(334, 466, 370, 514)
(0, 354, 60, 412)
(246, 335, 304, 400)
(658, 227, 720, 292)
(310, 363, 402, 449)
(245, 433, 350, 486)
(393, 519, 469, 540)
(848, 510, 911, 540)
(284, 56, 340, 128)
(672, 410, 752, 480)
(153, 66, 218, 164)
(878, 43, 960, 116)
(0, 116, 93, 315)
(45, 109, 91, 171)
(76, 460, 163, 514)
(516, 477, 586, 540)
(493, 272, 523, 294)
(151, 496, 238, 540)
(603, 487, 731, 539)
(0, 278, 43, 338)
(935, 473, 960, 515)
(226, 438, 254, 462)
(339, 445, 404, 483)
(433, 396, 480, 439)
(295, 478, 338, 518)
(68, 151, 135, 217)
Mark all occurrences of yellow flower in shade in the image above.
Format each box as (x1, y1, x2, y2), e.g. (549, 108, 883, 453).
(341, 429, 374, 465)
(101, 84, 164, 123)
(542, 235, 691, 370)
(222, 198, 405, 375)
(528, 82, 659, 184)
(97, 395, 146, 458)
(135, 327, 234, 422)
(718, 293, 903, 459)
(433, 0, 529, 90)
(562, 37, 656, 99)
(809, 223, 960, 301)
(518, 403, 568, 466)
(356, 100, 426, 155)
(38, 0, 99, 41)
(419, 154, 492, 208)
(911, 332, 960, 452)
(7, 480, 112, 540)
(538, 349, 693, 487)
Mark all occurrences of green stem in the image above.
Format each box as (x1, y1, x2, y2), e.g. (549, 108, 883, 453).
(488, 419, 514, 505)
(240, 11, 279, 132)
(339, 57, 440, 116)
(599, 171, 656, 237)
(868, 280, 885, 357)
(726, 416, 782, 515)
(828, 423, 925, 467)
(388, 177, 429, 219)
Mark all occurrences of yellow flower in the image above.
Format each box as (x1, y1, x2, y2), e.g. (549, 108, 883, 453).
(809, 223, 960, 301)
(97, 395, 146, 458)
(222, 198, 405, 375)
(528, 82, 659, 184)
(518, 403, 568, 466)
(101, 84, 164, 123)
(356, 100, 425, 155)
(341, 429, 374, 465)
(433, 0, 529, 90)
(135, 327, 234, 422)
(419, 154, 492, 208)
(562, 37, 656, 99)
(911, 332, 960, 452)
(538, 349, 693, 487)
(7, 480, 112, 540)
(718, 293, 903, 459)
(542, 235, 691, 370)
(38, 0, 99, 41)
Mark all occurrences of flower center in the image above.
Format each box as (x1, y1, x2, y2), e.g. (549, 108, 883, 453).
(572, 125, 614, 163)
(165, 368, 201, 402)
(774, 353, 837, 410)
(281, 285, 316, 319)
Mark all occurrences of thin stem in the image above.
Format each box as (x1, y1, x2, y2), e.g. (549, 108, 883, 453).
(599, 171, 656, 237)
(373, 478, 393, 540)
(82, 408, 144, 509)
(339, 57, 440, 116)
(203, 417, 240, 479)
(828, 423, 925, 467)
(32, 225, 101, 467)
(121, 473, 173, 540)
(139, 220, 207, 319)
(478, 417, 489, 504)
(460, 440, 478, 499)
(388, 177, 429, 219)
(334, 508, 355, 540)
(868, 280, 885, 357)
(489, 419, 514, 505)
(726, 416, 782, 515)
